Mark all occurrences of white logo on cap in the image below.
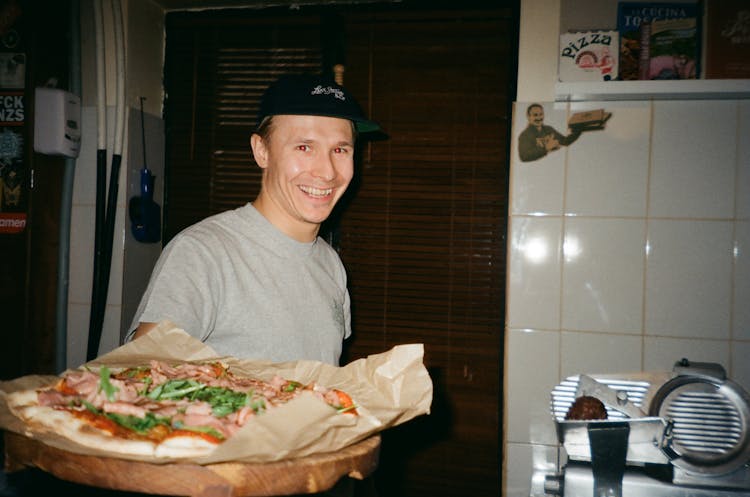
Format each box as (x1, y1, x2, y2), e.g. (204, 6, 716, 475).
(311, 85, 346, 101)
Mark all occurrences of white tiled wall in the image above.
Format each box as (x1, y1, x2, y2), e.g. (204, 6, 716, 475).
(66, 105, 164, 369)
(67, 106, 127, 369)
(504, 99, 750, 497)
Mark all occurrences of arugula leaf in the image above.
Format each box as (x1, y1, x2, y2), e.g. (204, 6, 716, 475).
(192, 386, 250, 417)
(157, 380, 206, 399)
(137, 376, 153, 396)
(82, 400, 99, 413)
(283, 381, 302, 392)
(98, 367, 119, 401)
(105, 411, 171, 434)
(171, 421, 225, 440)
(146, 379, 258, 417)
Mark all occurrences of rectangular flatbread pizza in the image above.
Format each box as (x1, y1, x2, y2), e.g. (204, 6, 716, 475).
(6, 360, 357, 459)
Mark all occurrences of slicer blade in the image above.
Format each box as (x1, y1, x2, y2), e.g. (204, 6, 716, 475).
(576, 374, 648, 419)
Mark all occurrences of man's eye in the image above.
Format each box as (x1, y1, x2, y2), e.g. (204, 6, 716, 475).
(334, 147, 349, 154)
(296, 144, 310, 152)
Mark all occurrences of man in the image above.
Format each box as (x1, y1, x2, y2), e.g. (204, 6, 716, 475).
(127, 74, 380, 365)
(518, 103, 580, 162)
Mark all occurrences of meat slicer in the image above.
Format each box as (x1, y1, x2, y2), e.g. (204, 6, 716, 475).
(531, 359, 750, 497)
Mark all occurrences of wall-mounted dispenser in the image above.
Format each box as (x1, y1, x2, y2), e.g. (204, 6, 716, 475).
(33, 87, 81, 158)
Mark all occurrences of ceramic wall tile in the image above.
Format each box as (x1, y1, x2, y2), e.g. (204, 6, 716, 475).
(104, 204, 126, 306)
(738, 102, 750, 220)
(73, 107, 117, 206)
(649, 100, 737, 219)
(561, 331, 642, 378)
(506, 328, 560, 445)
(510, 102, 569, 215)
(562, 217, 645, 333)
(66, 302, 89, 369)
(72, 107, 97, 206)
(735, 221, 750, 340)
(506, 442, 559, 497)
(645, 219, 733, 339)
(566, 102, 650, 217)
(643, 336, 730, 372)
(68, 204, 95, 304)
(730, 341, 750, 394)
(507, 216, 563, 330)
(67, 301, 123, 368)
(100, 304, 123, 356)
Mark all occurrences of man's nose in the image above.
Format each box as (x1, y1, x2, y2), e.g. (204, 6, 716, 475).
(312, 152, 337, 181)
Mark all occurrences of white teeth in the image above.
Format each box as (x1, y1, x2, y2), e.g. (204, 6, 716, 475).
(300, 185, 332, 197)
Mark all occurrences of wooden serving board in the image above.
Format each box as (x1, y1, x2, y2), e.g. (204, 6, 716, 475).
(3, 431, 380, 497)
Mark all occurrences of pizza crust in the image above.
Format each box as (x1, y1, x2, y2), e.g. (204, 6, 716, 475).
(6, 390, 217, 459)
(155, 434, 217, 458)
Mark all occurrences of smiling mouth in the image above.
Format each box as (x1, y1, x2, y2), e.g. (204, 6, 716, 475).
(299, 185, 333, 198)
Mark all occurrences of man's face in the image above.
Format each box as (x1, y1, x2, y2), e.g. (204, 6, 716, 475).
(252, 114, 355, 237)
(528, 106, 544, 129)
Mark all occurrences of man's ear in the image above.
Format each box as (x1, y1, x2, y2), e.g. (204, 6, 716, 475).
(250, 133, 269, 169)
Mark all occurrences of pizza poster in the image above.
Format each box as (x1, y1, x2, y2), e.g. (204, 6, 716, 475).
(0, 0, 26, 235)
(559, 30, 619, 82)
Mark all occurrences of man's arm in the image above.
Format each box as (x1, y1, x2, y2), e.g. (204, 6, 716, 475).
(557, 127, 581, 146)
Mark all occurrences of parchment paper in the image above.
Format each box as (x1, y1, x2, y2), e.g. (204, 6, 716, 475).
(0, 321, 433, 464)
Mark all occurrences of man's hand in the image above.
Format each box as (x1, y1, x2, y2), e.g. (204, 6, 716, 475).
(543, 134, 560, 151)
(133, 322, 159, 339)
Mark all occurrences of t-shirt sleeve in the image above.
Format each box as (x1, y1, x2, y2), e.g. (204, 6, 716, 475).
(343, 285, 352, 340)
(127, 233, 221, 342)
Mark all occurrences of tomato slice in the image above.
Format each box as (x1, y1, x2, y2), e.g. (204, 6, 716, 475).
(333, 389, 358, 416)
(55, 378, 79, 396)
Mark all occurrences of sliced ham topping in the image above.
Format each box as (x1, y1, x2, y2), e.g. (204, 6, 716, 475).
(230, 405, 256, 426)
(37, 389, 73, 407)
(174, 412, 234, 439)
(102, 401, 149, 418)
(61, 370, 100, 396)
(184, 401, 213, 416)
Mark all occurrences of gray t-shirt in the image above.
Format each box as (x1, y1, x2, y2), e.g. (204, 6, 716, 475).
(127, 203, 351, 365)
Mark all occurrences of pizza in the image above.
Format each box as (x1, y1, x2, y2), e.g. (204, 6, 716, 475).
(6, 360, 357, 459)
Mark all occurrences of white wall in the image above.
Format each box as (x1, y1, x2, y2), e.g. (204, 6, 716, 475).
(506, 1, 750, 496)
(516, 0, 560, 102)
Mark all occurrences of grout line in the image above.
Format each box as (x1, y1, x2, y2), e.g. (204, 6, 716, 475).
(729, 101, 741, 375)
(558, 100, 571, 384)
(641, 100, 655, 372)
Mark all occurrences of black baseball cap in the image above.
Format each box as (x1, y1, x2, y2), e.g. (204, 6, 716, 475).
(255, 74, 380, 134)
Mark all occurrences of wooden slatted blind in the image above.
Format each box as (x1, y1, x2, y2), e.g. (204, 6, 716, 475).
(338, 10, 510, 497)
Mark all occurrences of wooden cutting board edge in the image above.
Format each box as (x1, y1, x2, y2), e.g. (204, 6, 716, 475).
(3, 431, 381, 497)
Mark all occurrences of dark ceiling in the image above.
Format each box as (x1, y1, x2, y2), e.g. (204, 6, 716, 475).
(153, 0, 398, 11)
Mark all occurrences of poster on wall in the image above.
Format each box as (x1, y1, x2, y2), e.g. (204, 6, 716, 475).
(514, 102, 611, 163)
(704, 0, 750, 79)
(616, 2, 701, 81)
(0, 0, 26, 234)
(559, 30, 619, 82)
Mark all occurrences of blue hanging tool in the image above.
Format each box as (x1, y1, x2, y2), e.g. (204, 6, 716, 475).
(129, 97, 161, 243)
